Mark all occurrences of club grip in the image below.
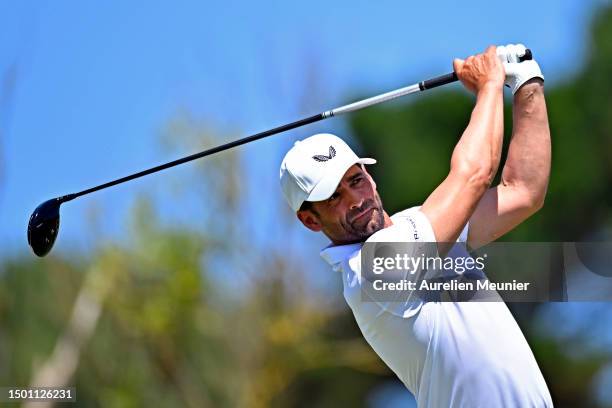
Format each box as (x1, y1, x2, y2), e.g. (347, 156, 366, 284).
(419, 48, 533, 91)
(519, 48, 532, 62)
(419, 72, 458, 91)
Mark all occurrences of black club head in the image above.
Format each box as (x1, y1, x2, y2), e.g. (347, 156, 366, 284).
(27, 198, 64, 257)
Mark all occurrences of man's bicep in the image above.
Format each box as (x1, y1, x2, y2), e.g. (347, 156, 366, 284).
(467, 185, 537, 249)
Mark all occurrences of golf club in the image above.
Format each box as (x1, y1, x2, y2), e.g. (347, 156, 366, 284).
(27, 49, 532, 257)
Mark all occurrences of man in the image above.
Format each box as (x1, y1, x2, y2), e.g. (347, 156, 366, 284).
(280, 44, 552, 407)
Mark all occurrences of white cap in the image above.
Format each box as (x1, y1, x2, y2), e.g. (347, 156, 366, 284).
(279, 133, 376, 212)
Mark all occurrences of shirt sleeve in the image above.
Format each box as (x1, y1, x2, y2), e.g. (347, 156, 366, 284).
(392, 206, 469, 244)
(363, 214, 438, 293)
(407, 209, 437, 242)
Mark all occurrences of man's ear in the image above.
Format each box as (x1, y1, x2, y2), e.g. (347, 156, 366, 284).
(297, 210, 322, 232)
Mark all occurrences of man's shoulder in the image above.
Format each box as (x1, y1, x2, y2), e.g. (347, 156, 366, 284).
(390, 205, 469, 244)
(390, 205, 422, 222)
(366, 205, 430, 244)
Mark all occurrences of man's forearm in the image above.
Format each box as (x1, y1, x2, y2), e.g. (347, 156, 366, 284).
(451, 83, 504, 182)
(422, 46, 506, 249)
(422, 82, 504, 249)
(501, 79, 550, 204)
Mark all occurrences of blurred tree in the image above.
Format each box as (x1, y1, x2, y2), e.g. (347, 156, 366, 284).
(0, 113, 389, 408)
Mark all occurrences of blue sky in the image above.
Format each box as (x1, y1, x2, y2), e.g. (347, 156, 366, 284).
(0, 0, 599, 255)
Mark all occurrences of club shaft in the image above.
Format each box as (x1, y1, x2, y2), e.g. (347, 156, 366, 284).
(72, 113, 325, 199)
(67, 69, 473, 201)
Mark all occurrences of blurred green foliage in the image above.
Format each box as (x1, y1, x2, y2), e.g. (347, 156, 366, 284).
(1, 5, 612, 408)
(0, 116, 387, 408)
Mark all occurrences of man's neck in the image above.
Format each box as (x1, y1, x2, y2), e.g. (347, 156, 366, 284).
(383, 211, 393, 228)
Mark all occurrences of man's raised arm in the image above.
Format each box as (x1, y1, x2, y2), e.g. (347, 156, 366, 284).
(421, 46, 505, 255)
(468, 46, 550, 249)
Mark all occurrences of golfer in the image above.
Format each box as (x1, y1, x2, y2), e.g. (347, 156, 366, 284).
(280, 44, 553, 407)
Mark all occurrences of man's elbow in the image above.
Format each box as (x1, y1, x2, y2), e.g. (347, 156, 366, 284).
(520, 186, 548, 216)
(531, 190, 547, 213)
(452, 161, 495, 193)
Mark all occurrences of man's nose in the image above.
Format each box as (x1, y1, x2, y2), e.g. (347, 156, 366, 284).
(346, 189, 364, 210)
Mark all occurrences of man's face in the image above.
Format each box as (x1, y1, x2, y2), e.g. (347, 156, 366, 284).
(297, 164, 387, 245)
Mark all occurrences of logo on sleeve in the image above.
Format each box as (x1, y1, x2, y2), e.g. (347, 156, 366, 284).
(407, 217, 420, 240)
(312, 146, 336, 162)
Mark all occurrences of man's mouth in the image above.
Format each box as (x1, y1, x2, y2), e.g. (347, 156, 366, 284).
(351, 207, 375, 224)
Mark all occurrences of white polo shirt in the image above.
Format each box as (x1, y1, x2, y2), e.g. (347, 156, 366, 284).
(320, 207, 553, 408)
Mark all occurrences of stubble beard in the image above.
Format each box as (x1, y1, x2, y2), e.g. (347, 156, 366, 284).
(340, 192, 386, 243)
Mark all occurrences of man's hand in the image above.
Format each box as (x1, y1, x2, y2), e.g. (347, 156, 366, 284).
(497, 43, 544, 94)
(453, 46, 505, 94)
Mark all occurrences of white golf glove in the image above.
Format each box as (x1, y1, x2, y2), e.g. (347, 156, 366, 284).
(497, 43, 544, 94)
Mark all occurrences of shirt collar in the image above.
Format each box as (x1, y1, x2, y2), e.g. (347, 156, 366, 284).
(320, 242, 362, 267)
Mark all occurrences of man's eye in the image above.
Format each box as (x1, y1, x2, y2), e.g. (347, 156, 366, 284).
(352, 177, 363, 185)
(329, 193, 340, 202)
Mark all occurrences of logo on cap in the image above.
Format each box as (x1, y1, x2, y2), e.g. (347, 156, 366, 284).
(312, 146, 336, 162)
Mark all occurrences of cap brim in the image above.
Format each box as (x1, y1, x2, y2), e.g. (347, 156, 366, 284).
(305, 157, 376, 203)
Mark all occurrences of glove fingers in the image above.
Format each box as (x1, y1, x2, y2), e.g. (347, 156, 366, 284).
(514, 43, 527, 58)
(507, 44, 527, 63)
(496, 45, 509, 63)
(503, 62, 519, 76)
